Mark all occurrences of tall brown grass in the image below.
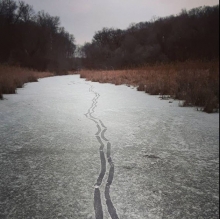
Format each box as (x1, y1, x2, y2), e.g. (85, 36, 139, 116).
(79, 60, 219, 113)
(0, 64, 53, 99)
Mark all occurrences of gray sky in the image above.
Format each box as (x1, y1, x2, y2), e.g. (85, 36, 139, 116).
(17, 0, 219, 45)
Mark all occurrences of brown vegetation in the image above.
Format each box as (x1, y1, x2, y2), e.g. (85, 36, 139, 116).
(79, 60, 219, 113)
(0, 64, 53, 99)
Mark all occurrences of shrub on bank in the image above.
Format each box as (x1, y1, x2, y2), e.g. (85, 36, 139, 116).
(0, 64, 53, 98)
(79, 60, 219, 113)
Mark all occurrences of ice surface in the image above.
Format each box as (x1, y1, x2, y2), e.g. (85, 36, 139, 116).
(0, 75, 219, 218)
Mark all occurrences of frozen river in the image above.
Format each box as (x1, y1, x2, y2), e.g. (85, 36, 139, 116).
(0, 75, 219, 219)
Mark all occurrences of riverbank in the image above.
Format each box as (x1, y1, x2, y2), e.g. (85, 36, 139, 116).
(79, 60, 219, 113)
(0, 64, 54, 99)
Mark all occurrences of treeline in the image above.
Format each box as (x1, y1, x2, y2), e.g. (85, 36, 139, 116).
(0, 0, 76, 73)
(81, 5, 219, 69)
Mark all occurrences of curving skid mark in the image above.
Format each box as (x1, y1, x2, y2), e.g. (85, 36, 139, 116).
(105, 185, 119, 219)
(94, 188, 103, 219)
(96, 136, 105, 149)
(95, 124, 102, 136)
(107, 164, 114, 185)
(101, 128, 109, 141)
(85, 84, 119, 219)
(91, 107, 96, 115)
(89, 118, 99, 124)
(99, 120, 107, 129)
(107, 142, 111, 158)
(90, 112, 96, 119)
(95, 150, 106, 187)
(92, 102, 97, 108)
(105, 142, 119, 218)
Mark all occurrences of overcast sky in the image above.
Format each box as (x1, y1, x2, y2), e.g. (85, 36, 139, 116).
(17, 0, 219, 45)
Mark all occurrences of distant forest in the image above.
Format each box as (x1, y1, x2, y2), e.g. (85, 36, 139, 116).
(0, 0, 76, 73)
(0, 1, 219, 72)
(80, 5, 219, 69)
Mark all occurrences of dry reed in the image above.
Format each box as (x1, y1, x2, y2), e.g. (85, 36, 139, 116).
(79, 60, 219, 113)
(0, 64, 53, 99)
